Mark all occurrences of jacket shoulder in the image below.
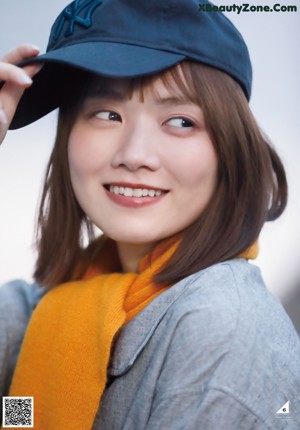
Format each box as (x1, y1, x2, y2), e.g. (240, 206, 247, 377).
(168, 259, 294, 334)
(0, 280, 44, 396)
(154, 260, 300, 428)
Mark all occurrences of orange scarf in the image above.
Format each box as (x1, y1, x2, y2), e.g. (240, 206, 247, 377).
(8, 238, 177, 430)
(9, 238, 258, 429)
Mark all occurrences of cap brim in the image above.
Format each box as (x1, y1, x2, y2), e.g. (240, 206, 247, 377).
(10, 42, 185, 129)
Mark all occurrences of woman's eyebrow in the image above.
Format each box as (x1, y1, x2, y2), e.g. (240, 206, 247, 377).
(88, 89, 128, 101)
(153, 95, 196, 106)
(87, 89, 196, 106)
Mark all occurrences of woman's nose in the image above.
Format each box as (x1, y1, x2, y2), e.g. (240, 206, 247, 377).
(111, 122, 161, 172)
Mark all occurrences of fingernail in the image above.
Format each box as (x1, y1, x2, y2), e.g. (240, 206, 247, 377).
(28, 44, 40, 52)
(19, 74, 33, 85)
(0, 108, 8, 125)
(35, 64, 44, 74)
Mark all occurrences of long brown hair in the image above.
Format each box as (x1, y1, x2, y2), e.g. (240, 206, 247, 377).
(33, 62, 287, 286)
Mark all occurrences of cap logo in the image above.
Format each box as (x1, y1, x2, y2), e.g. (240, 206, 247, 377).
(53, 0, 102, 41)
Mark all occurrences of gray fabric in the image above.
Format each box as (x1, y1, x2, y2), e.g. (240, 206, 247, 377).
(1, 260, 300, 429)
(0, 280, 43, 396)
(95, 260, 300, 429)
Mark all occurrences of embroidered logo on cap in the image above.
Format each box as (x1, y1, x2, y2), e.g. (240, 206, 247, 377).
(53, 0, 102, 41)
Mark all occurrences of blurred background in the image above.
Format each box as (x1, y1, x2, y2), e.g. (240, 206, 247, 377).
(0, 1, 299, 332)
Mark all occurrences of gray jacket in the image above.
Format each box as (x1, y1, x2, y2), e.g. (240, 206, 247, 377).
(1, 259, 300, 429)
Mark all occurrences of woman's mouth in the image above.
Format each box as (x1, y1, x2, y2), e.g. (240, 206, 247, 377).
(108, 185, 164, 198)
(104, 183, 168, 207)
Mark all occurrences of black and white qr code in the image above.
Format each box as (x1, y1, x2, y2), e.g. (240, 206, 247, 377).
(2, 397, 34, 428)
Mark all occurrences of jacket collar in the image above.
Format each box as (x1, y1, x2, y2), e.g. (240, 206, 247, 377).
(107, 272, 201, 376)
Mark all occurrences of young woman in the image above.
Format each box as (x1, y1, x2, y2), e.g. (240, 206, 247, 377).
(1, 1, 300, 429)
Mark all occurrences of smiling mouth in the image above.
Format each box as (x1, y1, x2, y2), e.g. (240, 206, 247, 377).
(104, 184, 168, 198)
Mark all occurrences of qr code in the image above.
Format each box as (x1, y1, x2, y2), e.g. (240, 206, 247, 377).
(2, 397, 34, 428)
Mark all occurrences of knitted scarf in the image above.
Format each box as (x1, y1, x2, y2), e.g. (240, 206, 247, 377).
(9, 238, 258, 430)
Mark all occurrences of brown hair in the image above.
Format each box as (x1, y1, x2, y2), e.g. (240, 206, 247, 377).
(33, 62, 287, 287)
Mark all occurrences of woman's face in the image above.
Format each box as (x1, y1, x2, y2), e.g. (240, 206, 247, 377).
(68, 76, 218, 246)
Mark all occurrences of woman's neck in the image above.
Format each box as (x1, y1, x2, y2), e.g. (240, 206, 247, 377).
(116, 241, 156, 273)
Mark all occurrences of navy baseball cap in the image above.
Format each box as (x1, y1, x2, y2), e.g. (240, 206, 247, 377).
(10, 0, 252, 129)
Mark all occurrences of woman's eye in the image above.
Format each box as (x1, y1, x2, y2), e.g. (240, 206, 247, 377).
(95, 111, 122, 122)
(166, 117, 194, 128)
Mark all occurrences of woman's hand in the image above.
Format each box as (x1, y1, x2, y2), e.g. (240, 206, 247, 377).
(0, 44, 42, 143)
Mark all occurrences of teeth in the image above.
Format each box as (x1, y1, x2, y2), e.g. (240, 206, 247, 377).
(133, 189, 143, 197)
(124, 187, 133, 197)
(109, 185, 164, 197)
